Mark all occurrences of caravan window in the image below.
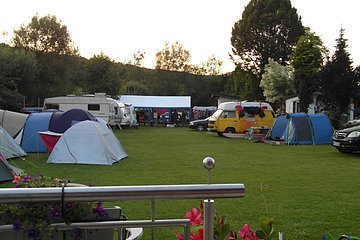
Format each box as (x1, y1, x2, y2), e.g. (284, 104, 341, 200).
(44, 104, 59, 110)
(88, 104, 100, 111)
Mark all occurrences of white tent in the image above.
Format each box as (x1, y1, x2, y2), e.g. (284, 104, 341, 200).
(47, 120, 127, 165)
(0, 109, 28, 137)
(0, 126, 27, 159)
(0, 152, 23, 182)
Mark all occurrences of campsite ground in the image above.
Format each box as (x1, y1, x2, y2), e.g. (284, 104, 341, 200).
(5, 126, 360, 240)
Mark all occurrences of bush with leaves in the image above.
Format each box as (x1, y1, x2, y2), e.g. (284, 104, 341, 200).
(0, 174, 107, 240)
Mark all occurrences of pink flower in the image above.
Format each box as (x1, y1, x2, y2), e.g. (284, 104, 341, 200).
(185, 208, 203, 226)
(238, 224, 259, 240)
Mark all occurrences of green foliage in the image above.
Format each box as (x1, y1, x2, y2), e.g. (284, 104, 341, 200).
(120, 80, 150, 95)
(0, 43, 38, 109)
(231, 0, 304, 75)
(214, 214, 231, 239)
(225, 66, 263, 100)
(0, 174, 105, 240)
(155, 42, 191, 72)
(255, 216, 278, 240)
(13, 14, 78, 55)
(86, 53, 121, 96)
(260, 58, 295, 112)
(0, 76, 24, 110)
(291, 28, 326, 112)
(196, 55, 224, 76)
(318, 28, 355, 124)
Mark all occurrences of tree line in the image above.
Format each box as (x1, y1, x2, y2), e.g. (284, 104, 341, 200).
(0, 14, 226, 111)
(1, 0, 359, 128)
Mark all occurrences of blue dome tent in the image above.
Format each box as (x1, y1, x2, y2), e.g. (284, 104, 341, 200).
(16, 109, 98, 153)
(266, 113, 333, 145)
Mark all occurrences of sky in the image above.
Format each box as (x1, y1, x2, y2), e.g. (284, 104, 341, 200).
(0, 0, 359, 73)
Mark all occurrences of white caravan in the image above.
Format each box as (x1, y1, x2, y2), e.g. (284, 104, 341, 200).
(43, 93, 122, 128)
(116, 101, 138, 127)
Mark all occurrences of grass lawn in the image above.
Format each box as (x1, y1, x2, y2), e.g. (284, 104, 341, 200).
(4, 126, 360, 240)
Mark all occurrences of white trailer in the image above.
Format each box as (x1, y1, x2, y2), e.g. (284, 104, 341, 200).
(43, 93, 122, 128)
(116, 101, 138, 127)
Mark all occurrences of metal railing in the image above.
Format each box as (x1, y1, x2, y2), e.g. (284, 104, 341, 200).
(0, 183, 245, 240)
(0, 158, 245, 240)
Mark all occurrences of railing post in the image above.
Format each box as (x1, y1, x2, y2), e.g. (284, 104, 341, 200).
(203, 199, 215, 240)
(151, 199, 156, 240)
(184, 222, 190, 240)
(203, 157, 216, 240)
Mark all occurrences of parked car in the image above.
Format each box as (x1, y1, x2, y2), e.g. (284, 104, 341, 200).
(159, 111, 182, 124)
(345, 117, 360, 128)
(189, 117, 209, 131)
(332, 125, 360, 153)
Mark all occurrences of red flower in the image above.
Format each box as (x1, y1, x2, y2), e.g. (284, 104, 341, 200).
(12, 176, 21, 183)
(175, 230, 184, 240)
(238, 224, 259, 240)
(190, 228, 204, 240)
(227, 230, 238, 240)
(185, 208, 203, 226)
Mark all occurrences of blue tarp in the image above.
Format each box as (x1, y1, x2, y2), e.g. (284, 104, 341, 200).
(268, 113, 333, 145)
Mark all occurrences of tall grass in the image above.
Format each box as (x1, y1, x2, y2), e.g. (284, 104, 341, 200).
(5, 127, 360, 240)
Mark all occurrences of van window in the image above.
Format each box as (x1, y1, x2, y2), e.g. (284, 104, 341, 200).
(114, 106, 118, 115)
(221, 111, 236, 119)
(239, 107, 265, 118)
(88, 104, 100, 111)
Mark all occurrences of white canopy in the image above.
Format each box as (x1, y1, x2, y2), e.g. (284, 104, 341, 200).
(119, 95, 191, 108)
(47, 120, 127, 165)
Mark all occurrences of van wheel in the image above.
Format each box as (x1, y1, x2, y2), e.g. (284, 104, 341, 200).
(224, 128, 235, 133)
(197, 125, 204, 131)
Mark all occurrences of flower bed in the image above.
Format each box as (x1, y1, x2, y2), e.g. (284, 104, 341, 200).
(0, 174, 123, 240)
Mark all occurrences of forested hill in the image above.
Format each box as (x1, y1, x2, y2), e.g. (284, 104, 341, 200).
(0, 43, 228, 111)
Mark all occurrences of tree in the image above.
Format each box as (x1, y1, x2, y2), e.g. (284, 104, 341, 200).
(225, 66, 262, 100)
(260, 59, 295, 112)
(231, 0, 304, 76)
(0, 43, 38, 110)
(132, 50, 145, 67)
(198, 55, 223, 76)
(13, 15, 78, 55)
(291, 28, 326, 112)
(155, 42, 191, 72)
(318, 28, 355, 124)
(86, 53, 121, 96)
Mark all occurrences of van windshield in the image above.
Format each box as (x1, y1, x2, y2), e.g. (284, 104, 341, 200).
(212, 109, 223, 118)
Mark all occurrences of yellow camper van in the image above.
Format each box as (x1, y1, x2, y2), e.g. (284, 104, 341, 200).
(207, 101, 275, 134)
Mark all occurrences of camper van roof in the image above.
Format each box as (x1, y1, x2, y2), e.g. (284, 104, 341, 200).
(43, 96, 115, 104)
(218, 101, 273, 111)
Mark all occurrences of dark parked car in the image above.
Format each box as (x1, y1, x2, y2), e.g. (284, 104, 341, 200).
(332, 125, 360, 153)
(189, 117, 209, 131)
